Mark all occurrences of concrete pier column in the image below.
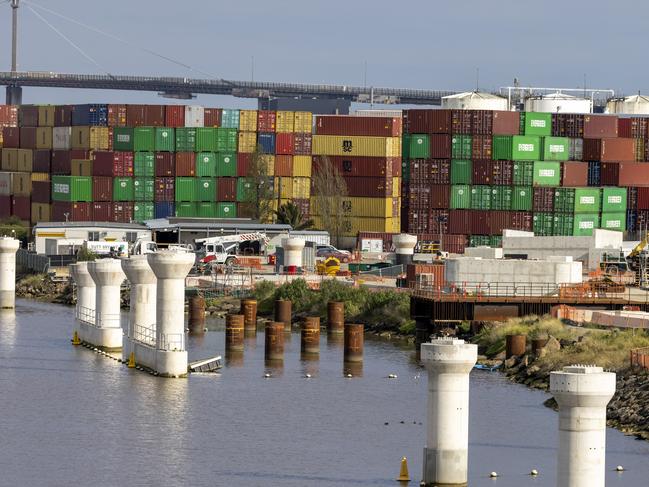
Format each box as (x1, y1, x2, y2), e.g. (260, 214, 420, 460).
(121, 256, 157, 360)
(0, 237, 19, 309)
(69, 262, 96, 335)
(87, 259, 126, 350)
(344, 323, 364, 363)
(241, 298, 258, 335)
(265, 322, 284, 361)
(282, 237, 305, 270)
(550, 365, 616, 487)
(301, 317, 320, 356)
(148, 251, 195, 377)
(392, 233, 417, 266)
(327, 301, 344, 334)
(421, 337, 477, 487)
(275, 299, 292, 332)
(225, 314, 244, 351)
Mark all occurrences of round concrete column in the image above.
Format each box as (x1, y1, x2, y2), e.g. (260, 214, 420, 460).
(121, 256, 157, 351)
(148, 251, 195, 377)
(281, 237, 305, 268)
(88, 259, 126, 329)
(0, 237, 19, 309)
(392, 233, 417, 266)
(550, 365, 616, 487)
(421, 337, 478, 486)
(69, 262, 96, 327)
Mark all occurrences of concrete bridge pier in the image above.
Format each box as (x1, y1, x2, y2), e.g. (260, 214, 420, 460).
(0, 237, 19, 309)
(86, 259, 126, 351)
(69, 262, 96, 339)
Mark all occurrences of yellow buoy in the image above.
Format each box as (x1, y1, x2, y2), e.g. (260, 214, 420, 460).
(396, 456, 410, 482)
(127, 352, 136, 368)
(71, 331, 81, 346)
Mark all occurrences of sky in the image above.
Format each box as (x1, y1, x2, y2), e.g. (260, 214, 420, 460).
(0, 0, 647, 106)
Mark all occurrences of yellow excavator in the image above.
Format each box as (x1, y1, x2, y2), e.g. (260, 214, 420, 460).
(599, 235, 649, 286)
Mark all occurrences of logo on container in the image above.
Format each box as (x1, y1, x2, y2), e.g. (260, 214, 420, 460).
(579, 196, 595, 205)
(203, 182, 209, 188)
(531, 120, 546, 128)
(162, 131, 168, 138)
(54, 183, 69, 194)
(224, 157, 231, 163)
(518, 144, 535, 152)
(342, 140, 353, 152)
(203, 156, 210, 162)
(539, 169, 555, 177)
(120, 182, 127, 188)
(117, 134, 130, 143)
(579, 220, 594, 229)
(608, 196, 622, 204)
(223, 206, 230, 213)
(549, 145, 565, 153)
(606, 220, 621, 228)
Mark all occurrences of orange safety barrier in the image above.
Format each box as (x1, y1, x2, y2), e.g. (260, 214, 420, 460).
(630, 347, 649, 370)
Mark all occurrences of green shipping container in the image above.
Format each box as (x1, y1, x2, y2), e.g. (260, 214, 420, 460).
(236, 177, 254, 202)
(133, 127, 155, 152)
(491, 186, 512, 210)
(533, 212, 554, 236)
(450, 185, 471, 209)
(51, 175, 92, 202)
(196, 177, 216, 202)
(134, 152, 155, 177)
(175, 177, 197, 202)
(134, 177, 154, 201)
(511, 186, 532, 211)
(402, 134, 410, 160)
(489, 235, 503, 247)
(216, 128, 238, 152)
(512, 161, 534, 185)
(553, 213, 574, 236)
(401, 159, 410, 182)
(523, 112, 552, 136)
(470, 185, 491, 210)
(469, 235, 491, 247)
(155, 127, 175, 152)
(554, 188, 601, 213)
(409, 134, 430, 159)
(601, 187, 627, 213)
(216, 202, 237, 218)
(196, 152, 216, 177)
(492, 136, 513, 160)
(113, 177, 134, 201)
(512, 135, 541, 160)
(601, 213, 626, 232)
(450, 159, 472, 184)
(175, 127, 196, 152)
(451, 135, 472, 159)
(133, 202, 154, 222)
(573, 214, 599, 236)
(216, 153, 237, 177)
(533, 161, 561, 186)
(113, 127, 134, 151)
(197, 202, 217, 218)
(196, 127, 218, 152)
(176, 202, 198, 217)
(542, 136, 569, 161)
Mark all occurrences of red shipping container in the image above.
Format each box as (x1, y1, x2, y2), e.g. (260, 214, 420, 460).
(92, 151, 134, 177)
(275, 133, 294, 155)
(583, 138, 634, 162)
(112, 202, 134, 223)
(93, 176, 113, 201)
(257, 110, 277, 132)
(601, 162, 649, 187)
(441, 234, 466, 254)
(53, 105, 72, 127)
(341, 177, 392, 197)
(0, 105, 18, 126)
(217, 177, 237, 201)
(154, 177, 174, 202)
(491, 160, 513, 185)
(313, 156, 398, 178)
(632, 118, 649, 138)
(0, 195, 10, 218)
(429, 134, 451, 158)
(107, 127, 114, 151)
(126, 105, 146, 126)
(511, 211, 533, 232)
(404, 109, 451, 134)
(561, 162, 588, 186)
(293, 133, 312, 155)
(410, 159, 450, 184)
(448, 210, 471, 234)
(175, 152, 195, 176)
(32, 181, 51, 204)
(408, 184, 449, 209)
(2, 126, 19, 148)
(584, 115, 618, 138)
(315, 116, 402, 137)
(472, 160, 491, 184)
(451, 110, 472, 135)
(51, 202, 91, 222)
(618, 118, 632, 138)
(492, 111, 520, 135)
(470, 210, 490, 235)
(144, 105, 166, 126)
(19, 106, 38, 126)
(11, 196, 30, 220)
(91, 202, 113, 222)
(471, 110, 493, 135)
(204, 108, 222, 127)
(51, 150, 90, 175)
(165, 105, 185, 127)
(32, 150, 51, 173)
(19, 127, 38, 149)
(552, 114, 584, 137)
(237, 153, 251, 177)
(533, 187, 554, 212)
(636, 188, 649, 210)
(107, 104, 127, 127)
(155, 152, 175, 177)
(472, 135, 492, 159)
(274, 155, 293, 177)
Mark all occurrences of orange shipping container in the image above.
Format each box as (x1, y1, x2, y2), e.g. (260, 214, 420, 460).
(274, 155, 293, 177)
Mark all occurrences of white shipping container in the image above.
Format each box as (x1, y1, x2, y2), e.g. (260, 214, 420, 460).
(185, 106, 204, 128)
(53, 127, 72, 150)
(354, 109, 403, 118)
(0, 172, 12, 196)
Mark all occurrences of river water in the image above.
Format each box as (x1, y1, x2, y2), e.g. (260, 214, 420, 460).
(0, 299, 647, 487)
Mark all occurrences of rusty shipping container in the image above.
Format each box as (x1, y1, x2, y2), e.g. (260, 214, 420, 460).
(406, 209, 449, 235)
(31, 181, 50, 204)
(155, 152, 175, 177)
(472, 160, 491, 185)
(451, 110, 472, 134)
(408, 184, 449, 209)
(448, 209, 471, 234)
(315, 115, 402, 137)
(91, 202, 113, 222)
(406, 263, 445, 288)
(471, 110, 493, 135)
(145, 105, 166, 126)
(339, 177, 393, 197)
(562, 162, 588, 186)
(489, 211, 532, 234)
(470, 210, 490, 235)
(404, 109, 451, 134)
(409, 159, 450, 184)
(0, 105, 18, 126)
(429, 134, 452, 158)
(257, 110, 277, 132)
(175, 152, 196, 176)
(472, 135, 492, 159)
(237, 153, 251, 177)
(491, 160, 513, 185)
(313, 156, 398, 178)
(165, 105, 185, 127)
(107, 104, 127, 127)
(601, 162, 649, 187)
(492, 111, 520, 135)
(2, 127, 19, 148)
(275, 133, 294, 155)
(51, 150, 90, 175)
(552, 114, 584, 137)
(582, 138, 635, 162)
(113, 202, 134, 223)
(204, 108, 222, 127)
(533, 187, 555, 212)
(125, 105, 146, 126)
(618, 118, 632, 138)
(274, 155, 293, 177)
(636, 188, 649, 210)
(92, 176, 113, 201)
(584, 115, 618, 138)
(293, 133, 312, 155)
(51, 201, 91, 222)
(217, 177, 237, 201)
(154, 177, 174, 202)
(92, 151, 134, 177)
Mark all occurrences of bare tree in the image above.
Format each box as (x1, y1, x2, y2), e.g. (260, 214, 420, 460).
(240, 148, 276, 223)
(311, 155, 349, 247)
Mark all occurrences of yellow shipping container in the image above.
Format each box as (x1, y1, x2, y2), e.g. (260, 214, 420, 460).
(71, 126, 109, 150)
(312, 216, 400, 236)
(1, 148, 17, 171)
(292, 155, 311, 177)
(0, 130, 4, 147)
(12, 172, 31, 196)
(274, 177, 293, 199)
(292, 177, 310, 199)
(16, 149, 33, 172)
(238, 131, 257, 153)
(35, 127, 53, 149)
(293, 111, 312, 133)
(31, 172, 49, 182)
(31, 203, 51, 223)
(71, 159, 93, 177)
(260, 154, 275, 175)
(38, 105, 55, 127)
(276, 111, 295, 133)
(239, 110, 258, 132)
(312, 135, 401, 157)
(392, 177, 400, 197)
(311, 196, 399, 218)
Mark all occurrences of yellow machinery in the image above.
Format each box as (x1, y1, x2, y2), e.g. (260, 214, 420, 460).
(316, 256, 340, 276)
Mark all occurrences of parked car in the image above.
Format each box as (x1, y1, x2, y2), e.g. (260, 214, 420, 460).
(316, 245, 351, 263)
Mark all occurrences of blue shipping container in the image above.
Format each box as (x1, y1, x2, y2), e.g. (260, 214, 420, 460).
(221, 109, 240, 129)
(588, 161, 600, 187)
(627, 210, 637, 234)
(257, 133, 276, 154)
(71, 104, 108, 126)
(154, 202, 175, 219)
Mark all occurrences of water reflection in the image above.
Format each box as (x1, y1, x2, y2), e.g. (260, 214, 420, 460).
(225, 350, 244, 367)
(343, 361, 363, 378)
(264, 359, 284, 377)
(327, 333, 344, 348)
(0, 308, 17, 346)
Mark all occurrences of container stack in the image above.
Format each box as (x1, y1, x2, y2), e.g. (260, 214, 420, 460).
(310, 115, 402, 235)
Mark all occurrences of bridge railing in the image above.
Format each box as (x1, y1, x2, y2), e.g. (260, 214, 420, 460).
(75, 305, 95, 325)
(159, 333, 185, 352)
(132, 323, 156, 347)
